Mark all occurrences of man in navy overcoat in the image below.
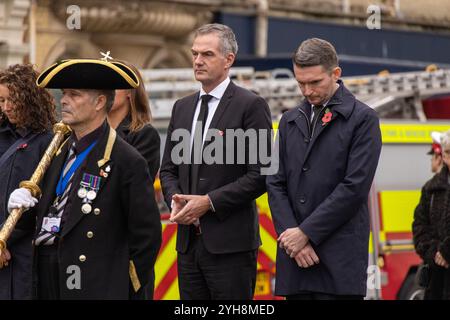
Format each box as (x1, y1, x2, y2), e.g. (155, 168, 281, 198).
(267, 38, 382, 300)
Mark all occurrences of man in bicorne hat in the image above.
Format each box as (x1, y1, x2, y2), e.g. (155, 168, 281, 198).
(7, 59, 162, 299)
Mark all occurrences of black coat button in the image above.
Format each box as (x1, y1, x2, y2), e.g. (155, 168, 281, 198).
(304, 138, 310, 143)
(299, 197, 306, 204)
(302, 166, 309, 172)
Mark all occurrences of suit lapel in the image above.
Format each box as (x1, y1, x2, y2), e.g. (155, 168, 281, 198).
(182, 94, 199, 133)
(207, 81, 235, 131)
(177, 93, 200, 194)
(179, 83, 234, 193)
(202, 81, 235, 152)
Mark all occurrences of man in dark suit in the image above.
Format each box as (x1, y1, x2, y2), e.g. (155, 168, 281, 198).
(7, 59, 162, 299)
(160, 23, 272, 300)
(266, 38, 382, 300)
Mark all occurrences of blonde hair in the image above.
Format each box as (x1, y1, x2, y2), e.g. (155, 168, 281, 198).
(113, 60, 152, 132)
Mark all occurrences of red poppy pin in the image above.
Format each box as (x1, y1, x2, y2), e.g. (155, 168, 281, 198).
(321, 108, 333, 126)
(17, 143, 28, 150)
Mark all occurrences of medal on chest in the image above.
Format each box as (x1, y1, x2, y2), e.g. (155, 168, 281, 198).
(77, 173, 102, 213)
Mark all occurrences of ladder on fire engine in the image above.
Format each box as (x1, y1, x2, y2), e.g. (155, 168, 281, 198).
(142, 65, 450, 128)
(344, 65, 450, 121)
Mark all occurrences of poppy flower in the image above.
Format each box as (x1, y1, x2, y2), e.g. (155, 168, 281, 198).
(322, 111, 332, 126)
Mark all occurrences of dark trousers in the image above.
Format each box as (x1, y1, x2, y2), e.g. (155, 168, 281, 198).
(130, 270, 155, 300)
(286, 292, 364, 300)
(144, 270, 155, 300)
(424, 266, 450, 300)
(36, 245, 60, 300)
(177, 227, 257, 300)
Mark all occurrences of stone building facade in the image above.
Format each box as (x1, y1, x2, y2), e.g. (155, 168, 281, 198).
(1, 0, 450, 70)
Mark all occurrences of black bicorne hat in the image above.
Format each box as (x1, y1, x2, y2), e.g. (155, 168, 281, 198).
(36, 59, 139, 89)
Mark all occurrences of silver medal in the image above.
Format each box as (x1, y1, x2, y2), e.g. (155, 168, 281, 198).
(81, 203, 92, 214)
(78, 188, 87, 199)
(86, 190, 97, 201)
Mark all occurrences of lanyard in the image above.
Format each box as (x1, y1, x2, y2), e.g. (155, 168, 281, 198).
(56, 141, 97, 197)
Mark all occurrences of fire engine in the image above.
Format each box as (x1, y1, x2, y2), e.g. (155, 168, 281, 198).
(147, 66, 450, 300)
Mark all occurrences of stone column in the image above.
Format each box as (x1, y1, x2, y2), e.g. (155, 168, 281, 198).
(0, 0, 31, 68)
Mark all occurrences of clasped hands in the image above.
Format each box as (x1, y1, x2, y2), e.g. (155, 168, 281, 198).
(278, 227, 320, 269)
(169, 194, 211, 225)
(435, 251, 449, 269)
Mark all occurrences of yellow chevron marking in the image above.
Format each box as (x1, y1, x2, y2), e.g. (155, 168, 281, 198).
(260, 225, 277, 263)
(256, 193, 272, 218)
(155, 226, 178, 288)
(162, 277, 180, 300)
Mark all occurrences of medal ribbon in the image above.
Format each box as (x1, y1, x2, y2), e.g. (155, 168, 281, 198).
(81, 173, 102, 191)
(56, 141, 97, 197)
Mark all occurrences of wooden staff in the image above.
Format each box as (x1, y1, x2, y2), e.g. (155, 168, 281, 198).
(0, 122, 71, 268)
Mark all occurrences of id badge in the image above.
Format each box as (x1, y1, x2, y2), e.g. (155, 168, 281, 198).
(42, 217, 61, 233)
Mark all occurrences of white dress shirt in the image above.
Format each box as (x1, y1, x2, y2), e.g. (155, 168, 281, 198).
(190, 77, 230, 153)
(181, 77, 231, 219)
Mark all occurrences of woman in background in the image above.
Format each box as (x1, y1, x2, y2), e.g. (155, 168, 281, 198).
(108, 60, 160, 181)
(0, 64, 56, 299)
(108, 60, 160, 299)
(413, 129, 450, 299)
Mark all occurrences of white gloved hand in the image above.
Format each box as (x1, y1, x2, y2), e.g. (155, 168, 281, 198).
(7, 188, 38, 213)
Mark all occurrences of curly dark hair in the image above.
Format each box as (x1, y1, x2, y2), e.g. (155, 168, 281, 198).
(0, 64, 56, 132)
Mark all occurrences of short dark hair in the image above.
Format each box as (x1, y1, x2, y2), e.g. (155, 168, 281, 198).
(292, 38, 338, 72)
(93, 90, 115, 113)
